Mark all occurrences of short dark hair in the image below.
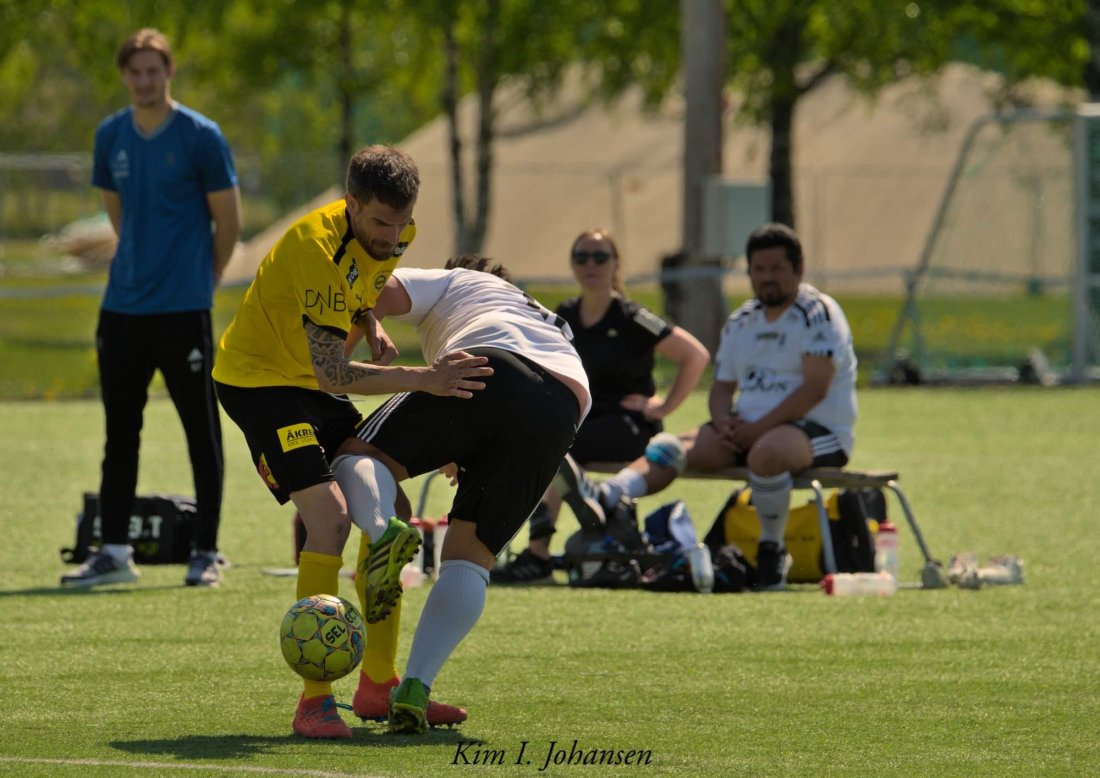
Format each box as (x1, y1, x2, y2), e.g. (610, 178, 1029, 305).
(117, 28, 174, 71)
(346, 145, 420, 209)
(745, 222, 803, 271)
(444, 254, 511, 282)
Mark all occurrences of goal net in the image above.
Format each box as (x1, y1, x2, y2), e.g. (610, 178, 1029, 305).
(880, 110, 1081, 384)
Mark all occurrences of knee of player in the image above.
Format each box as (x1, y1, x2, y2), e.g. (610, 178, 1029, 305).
(644, 431, 687, 474)
(745, 445, 793, 477)
(303, 512, 353, 551)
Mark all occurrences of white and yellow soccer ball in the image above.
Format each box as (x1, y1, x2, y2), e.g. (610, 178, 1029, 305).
(279, 594, 365, 682)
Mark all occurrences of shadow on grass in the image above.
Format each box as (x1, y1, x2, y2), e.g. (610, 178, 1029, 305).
(0, 584, 187, 598)
(111, 728, 482, 758)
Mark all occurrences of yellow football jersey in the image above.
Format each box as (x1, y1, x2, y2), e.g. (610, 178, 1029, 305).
(213, 199, 416, 389)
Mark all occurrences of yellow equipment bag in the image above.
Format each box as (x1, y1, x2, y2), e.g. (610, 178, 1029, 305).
(705, 488, 877, 583)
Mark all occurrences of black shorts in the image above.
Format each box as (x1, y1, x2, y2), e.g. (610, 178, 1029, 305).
(718, 418, 849, 468)
(787, 419, 849, 467)
(215, 382, 363, 504)
(356, 348, 580, 555)
(568, 407, 661, 464)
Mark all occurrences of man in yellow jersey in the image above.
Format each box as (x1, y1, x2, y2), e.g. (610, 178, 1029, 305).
(213, 145, 491, 739)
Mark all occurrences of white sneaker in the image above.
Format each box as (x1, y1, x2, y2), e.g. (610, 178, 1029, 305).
(184, 550, 222, 587)
(60, 549, 139, 587)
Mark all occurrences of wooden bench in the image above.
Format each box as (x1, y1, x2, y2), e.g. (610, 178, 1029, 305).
(583, 463, 947, 588)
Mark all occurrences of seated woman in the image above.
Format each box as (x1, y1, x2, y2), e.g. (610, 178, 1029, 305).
(491, 227, 709, 584)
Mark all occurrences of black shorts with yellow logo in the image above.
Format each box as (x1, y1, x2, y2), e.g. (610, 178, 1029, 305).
(214, 381, 362, 504)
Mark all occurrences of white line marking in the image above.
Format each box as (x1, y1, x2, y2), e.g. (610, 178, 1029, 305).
(0, 755, 378, 777)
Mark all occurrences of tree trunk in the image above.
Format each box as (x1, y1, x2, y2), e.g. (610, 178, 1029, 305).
(769, 95, 795, 228)
(468, 0, 501, 255)
(337, 0, 353, 178)
(442, 15, 467, 253)
(676, 0, 727, 356)
(767, 14, 804, 229)
(1087, 0, 1100, 100)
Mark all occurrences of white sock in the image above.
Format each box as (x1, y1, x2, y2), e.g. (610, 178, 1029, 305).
(102, 544, 132, 563)
(599, 469, 647, 505)
(332, 454, 396, 543)
(404, 560, 489, 689)
(749, 471, 793, 545)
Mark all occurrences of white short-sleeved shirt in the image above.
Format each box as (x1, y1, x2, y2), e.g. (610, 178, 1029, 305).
(390, 267, 592, 421)
(714, 283, 857, 454)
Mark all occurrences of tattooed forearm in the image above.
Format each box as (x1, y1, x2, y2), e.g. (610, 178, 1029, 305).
(305, 321, 382, 389)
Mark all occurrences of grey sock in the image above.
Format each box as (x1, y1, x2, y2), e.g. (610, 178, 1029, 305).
(749, 471, 793, 545)
(404, 560, 489, 688)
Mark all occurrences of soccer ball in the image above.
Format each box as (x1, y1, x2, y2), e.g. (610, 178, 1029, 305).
(279, 594, 365, 682)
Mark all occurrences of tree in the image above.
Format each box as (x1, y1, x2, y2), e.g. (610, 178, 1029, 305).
(390, 0, 588, 254)
(679, 0, 728, 353)
(1087, 0, 1100, 98)
(440, 0, 501, 254)
(738, 0, 1088, 227)
(205, 0, 439, 202)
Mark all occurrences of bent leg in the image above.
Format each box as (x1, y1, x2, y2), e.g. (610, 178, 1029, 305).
(291, 482, 350, 699)
(355, 531, 401, 683)
(746, 425, 813, 563)
(403, 520, 490, 692)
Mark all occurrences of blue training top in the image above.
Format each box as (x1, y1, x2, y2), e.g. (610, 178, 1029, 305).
(92, 103, 237, 314)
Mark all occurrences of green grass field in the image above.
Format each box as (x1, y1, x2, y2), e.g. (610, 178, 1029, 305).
(1, 387, 1097, 777)
(0, 279, 1076, 399)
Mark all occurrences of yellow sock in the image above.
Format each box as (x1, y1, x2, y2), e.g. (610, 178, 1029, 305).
(297, 550, 342, 699)
(355, 532, 401, 683)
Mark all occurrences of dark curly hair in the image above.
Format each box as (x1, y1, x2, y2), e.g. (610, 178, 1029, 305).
(444, 255, 512, 282)
(346, 145, 420, 209)
(745, 222, 803, 271)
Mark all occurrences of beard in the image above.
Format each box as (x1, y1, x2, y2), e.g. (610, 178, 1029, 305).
(352, 227, 394, 261)
(364, 241, 394, 260)
(755, 284, 793, 308)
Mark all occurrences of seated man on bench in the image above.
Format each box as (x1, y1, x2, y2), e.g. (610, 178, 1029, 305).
(556, 223, 858, 590)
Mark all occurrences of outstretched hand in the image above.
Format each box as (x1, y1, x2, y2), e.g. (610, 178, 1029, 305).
(423, 351, 494, 398)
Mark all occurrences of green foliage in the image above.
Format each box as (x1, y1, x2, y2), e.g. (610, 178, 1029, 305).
(0, 0, 1088, 157)
(571, 0, 681, 107)
(0, 388, 1097, 775)
(0, 0, 1088, 235)
(942, 0, 1087, 87)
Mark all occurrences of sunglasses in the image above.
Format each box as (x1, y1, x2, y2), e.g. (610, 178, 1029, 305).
(571, 250, 614, 265)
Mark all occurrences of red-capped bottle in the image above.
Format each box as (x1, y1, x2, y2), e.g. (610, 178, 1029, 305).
(822, 571, 898, 596)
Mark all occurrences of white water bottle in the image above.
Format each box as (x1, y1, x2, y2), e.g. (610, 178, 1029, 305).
(687, 544, 714, 593)
(874, 520, 900, 580)
(821, 571, 898, 597)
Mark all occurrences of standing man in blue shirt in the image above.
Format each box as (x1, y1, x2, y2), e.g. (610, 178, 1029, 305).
(61, 28, 242, 589)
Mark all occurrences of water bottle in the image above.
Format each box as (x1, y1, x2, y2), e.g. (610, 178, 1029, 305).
(687, 543, 714, 593)
(821, 571, 898, 596)
(874, 520, 900, 580)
